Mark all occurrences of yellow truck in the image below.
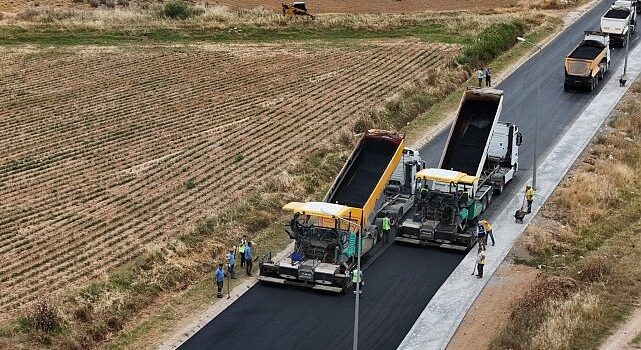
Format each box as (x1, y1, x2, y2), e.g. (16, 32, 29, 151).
(258, 130, 423, 292)
(564, 31, 611, 91)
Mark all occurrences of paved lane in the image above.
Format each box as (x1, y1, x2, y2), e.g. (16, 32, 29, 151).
(180, 2, 639, 349)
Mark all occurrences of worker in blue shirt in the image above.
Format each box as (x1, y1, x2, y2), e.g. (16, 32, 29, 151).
(226, 247, 236, 278)
(215, 263, 225, 298)
(244, 241, 253, 276)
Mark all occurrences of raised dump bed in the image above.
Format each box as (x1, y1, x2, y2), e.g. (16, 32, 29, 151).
(326, 131, 402, 209)
(439, 89, 502, 177)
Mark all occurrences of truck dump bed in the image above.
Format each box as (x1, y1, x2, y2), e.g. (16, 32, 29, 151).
(605, 8, 630, 18)
(326, 131, 402, 209)
(568, 40, 606, 60)
(439, 89, 502, 177)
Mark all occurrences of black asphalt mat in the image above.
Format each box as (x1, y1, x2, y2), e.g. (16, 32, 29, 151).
(179, 245, 462, 350)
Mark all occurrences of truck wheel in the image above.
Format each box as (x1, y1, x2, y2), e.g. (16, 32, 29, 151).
(589, 77, 595, 92)
(564, 81, 571, 91)
(494, 182, 504, 195)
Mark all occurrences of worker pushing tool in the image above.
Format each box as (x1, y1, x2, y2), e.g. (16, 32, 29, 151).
(525, 185, 535, 214)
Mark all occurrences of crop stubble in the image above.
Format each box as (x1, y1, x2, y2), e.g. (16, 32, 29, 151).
(0, 41, 458, 319)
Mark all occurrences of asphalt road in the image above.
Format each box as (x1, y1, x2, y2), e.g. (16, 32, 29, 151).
(180, 2, 639, 349)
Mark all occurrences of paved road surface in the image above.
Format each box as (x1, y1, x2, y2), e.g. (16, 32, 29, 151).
(180, 1, 639, 349)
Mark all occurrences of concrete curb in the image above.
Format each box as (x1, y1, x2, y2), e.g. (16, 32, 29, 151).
(397, 35, 641, 350)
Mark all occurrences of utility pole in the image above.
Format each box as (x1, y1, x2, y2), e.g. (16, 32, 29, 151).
(517, 37, 543, 190)
(322, 211, 362, 350)
(353, 226, 362, 350)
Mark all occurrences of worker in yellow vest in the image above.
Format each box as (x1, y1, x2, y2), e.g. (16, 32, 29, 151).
(238, 236, 248, 268)
(525, 185, 535, 214)
(478, 219, 494, 246)
(381, 215, 392, 243)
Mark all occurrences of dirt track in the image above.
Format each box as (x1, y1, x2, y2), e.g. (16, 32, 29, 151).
(0, 0, 519, 13)
(211, 0, 520, 13)
(0, 41, 458, 319)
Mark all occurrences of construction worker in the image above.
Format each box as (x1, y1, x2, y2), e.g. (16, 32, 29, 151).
(244, 241, 253, 276)
(525, 185, 535, 214)
(485, 67, 492, 87)
(226, 247, 236, 278)
(352, 268, 364, 296)
(238, 236, 248, 268)
(476, 222, 486, 250)
(381, 215, 392, 243)
(477, 68, 485, 88)
(476, 248, 486, 279)
(479, 219, 494, 246)
(215, 263, 225, 298)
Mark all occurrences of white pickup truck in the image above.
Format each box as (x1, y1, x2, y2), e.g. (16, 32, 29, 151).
(601, 0, 637, 47)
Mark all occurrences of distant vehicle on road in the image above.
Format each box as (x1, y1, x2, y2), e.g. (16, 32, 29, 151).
(564, 31, 611, 91)
(600, 0, 637, 47)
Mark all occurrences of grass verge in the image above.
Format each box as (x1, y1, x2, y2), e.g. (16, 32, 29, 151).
(0, 7, 536, 46)
(490, 79, 641, 350)
(403, 13, 562, 145)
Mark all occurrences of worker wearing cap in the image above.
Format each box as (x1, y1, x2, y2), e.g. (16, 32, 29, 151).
(352, 269, 364, 296)
(215, 263, 225, 298)
(479, 220, 494, 246)
(476, 222, 486, 250)
(381, 215, 392, 243)
(525, 186, 535, 214)
(244, 241, 254, 276)
(226, 247, 236, 278)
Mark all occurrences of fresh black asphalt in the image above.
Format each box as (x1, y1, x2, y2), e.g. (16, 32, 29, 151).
(180, 1, 639, 349)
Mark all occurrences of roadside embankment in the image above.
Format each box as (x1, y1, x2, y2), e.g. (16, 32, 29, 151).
(449, 78, 641, 350)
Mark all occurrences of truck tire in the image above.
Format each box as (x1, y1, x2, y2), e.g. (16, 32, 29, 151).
(494, 182, 504, 195)
(564, 81, 571, 91)
(589, 77, 596, 92)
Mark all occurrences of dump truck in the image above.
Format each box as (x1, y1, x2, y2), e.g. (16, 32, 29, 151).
(601, 0, 637, 47)
(397, 88, 522, 250)
(258, 130, 423, 292)
(564, 31, 611, 91)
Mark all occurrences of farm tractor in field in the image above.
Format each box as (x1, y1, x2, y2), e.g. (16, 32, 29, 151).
(282, 2, 315, 20)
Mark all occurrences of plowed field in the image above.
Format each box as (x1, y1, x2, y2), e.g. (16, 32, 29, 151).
(0, 41, 458, 318)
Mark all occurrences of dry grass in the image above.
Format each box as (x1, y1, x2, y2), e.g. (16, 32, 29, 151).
(531, 292, 601, 350)
(491, 79, 641, 349)
(2, 4, 537, 34)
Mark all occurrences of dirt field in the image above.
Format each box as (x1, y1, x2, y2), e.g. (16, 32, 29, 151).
(0, 0, 520, 14)
(0, 41, 458, 320)
(447, 262, 540, 350)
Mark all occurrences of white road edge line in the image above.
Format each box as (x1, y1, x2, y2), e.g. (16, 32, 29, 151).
(397, 36, 641, 350)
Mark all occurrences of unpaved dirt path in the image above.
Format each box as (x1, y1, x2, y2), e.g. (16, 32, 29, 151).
(447, 262, 539, 350)
(600, 306, 641, 350)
